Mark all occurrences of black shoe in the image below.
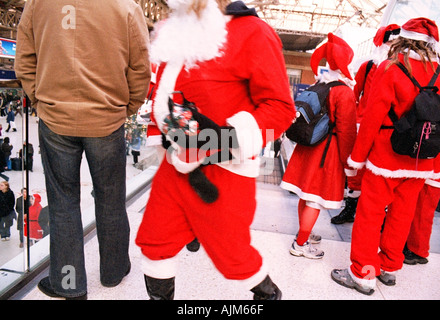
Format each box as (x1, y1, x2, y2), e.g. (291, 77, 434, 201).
(38, 277, 87, 300)
(186, 238, 200, 252)
(144, 275, 175, 300)
(251, 275, 282, 300)
(101, 261, 131, 287)
(403, 247, 428, 265)
(331, 197, 358, 224)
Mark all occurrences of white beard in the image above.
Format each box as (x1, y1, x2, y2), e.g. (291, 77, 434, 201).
(150, 0, 229, 69)
(151, 0, 229, 133)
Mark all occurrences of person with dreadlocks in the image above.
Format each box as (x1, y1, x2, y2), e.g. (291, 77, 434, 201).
(135, 0, 295, 300)
(331, 24, 401, 225)
(331, 17, 440, 296)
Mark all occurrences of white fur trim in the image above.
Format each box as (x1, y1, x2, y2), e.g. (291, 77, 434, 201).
(425, 179, 440, 188)
(141, 253, 179, 279)
(346, 190, 361, 198)
(280, 181, 344, 209)
(372, 44, 390, 65)
(347, 267, 376, 290)
(347, 156, 366, 170)
(150, 0, 228, 69)
(345, 168, 357, 177)
(400, 29, 437, 45)
(227, 111, 263, 161)
(216, 157, 261, 178)
(153, 60, 184, 132)
(315, 68, 353, 86)
(365, 160, 440, 180)
(236, 260, 268, 291)
(305, 201, 324, 211)
(169, 148, 206, 174)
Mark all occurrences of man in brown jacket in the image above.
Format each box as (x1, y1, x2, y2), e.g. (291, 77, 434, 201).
(15, 0, 151, 299)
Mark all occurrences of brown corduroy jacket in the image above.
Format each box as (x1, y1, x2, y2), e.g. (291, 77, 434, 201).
(15, 0, 151, 137)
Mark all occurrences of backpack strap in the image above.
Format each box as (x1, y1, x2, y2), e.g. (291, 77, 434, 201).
(319, 81, 346, 168)
(396, 62, 440, 91)
(386, 62, 440, 125)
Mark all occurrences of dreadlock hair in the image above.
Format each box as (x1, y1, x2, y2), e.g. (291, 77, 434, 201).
(386, 37, 438, 76)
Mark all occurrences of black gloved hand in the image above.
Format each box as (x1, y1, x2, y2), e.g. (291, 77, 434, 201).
(189, 107, 239, 151)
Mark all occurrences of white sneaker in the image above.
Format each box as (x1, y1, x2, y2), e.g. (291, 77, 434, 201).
(289, 240, 324, 259)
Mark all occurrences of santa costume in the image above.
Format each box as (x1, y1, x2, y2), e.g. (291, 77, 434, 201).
(135, 0, 295, 300)
(280, 33, 357, 258)
(331, 24, 401, 225)
(331, 17, 440, 295)
(24, 194, 43, 240)
(404, 179, 440, 263)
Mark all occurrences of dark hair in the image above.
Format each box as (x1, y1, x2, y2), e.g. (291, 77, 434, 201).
(386, 37, 437, 75)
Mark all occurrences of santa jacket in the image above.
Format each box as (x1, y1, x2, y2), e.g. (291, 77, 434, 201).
(348, 53, 440, 179)
(152, 14, 295, 177)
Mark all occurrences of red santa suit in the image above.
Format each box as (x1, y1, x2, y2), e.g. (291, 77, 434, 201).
(347, 24, 400, 194)
(345, 18, 440, 289)
(406, 179, 440, 259)
(24, 193, 43, 240)
(135, 0, 295, 290)
(281, 34, 357, 210)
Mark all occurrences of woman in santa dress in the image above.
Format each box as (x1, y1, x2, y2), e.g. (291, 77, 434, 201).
(280, 33, 357, 259)
(135, 0, 295, 300)
(331, 17, 440, 295)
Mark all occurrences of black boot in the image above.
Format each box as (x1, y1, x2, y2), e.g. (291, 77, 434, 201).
(144, 275, 175, 300)
(186, 238, 200, 252)
(331, 197, 358, 224)
(250, 275, 282, 300)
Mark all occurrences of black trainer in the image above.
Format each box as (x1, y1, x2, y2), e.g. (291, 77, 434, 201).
(403, 247, 428, 265)
(38, 277, 87, 300)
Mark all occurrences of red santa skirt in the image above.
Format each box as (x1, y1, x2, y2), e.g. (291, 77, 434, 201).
(280, 137, 346, 209)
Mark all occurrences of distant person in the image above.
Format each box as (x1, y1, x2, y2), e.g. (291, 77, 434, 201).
(0, 181, 15, 241)
(15, 187, 27, 248)
(24, 194, 43, 241)
(15, 0, 151, 299)
(1, 137, 12, 170)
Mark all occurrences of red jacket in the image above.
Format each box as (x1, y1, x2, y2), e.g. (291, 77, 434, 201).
(24, 194, 43, 240)
(349, 53, 440, 179)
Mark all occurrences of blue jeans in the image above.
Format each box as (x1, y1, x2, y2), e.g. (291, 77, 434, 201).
(39, 120, 130, 297)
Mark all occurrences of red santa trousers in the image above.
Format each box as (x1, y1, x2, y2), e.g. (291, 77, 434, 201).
(350, 169, 425, 279)
(406, 184, 440, 258)
(135, 160, 263, 282)
(347, 167, 366, 193)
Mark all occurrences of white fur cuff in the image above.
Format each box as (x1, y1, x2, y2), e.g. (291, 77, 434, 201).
(347, 156, 366, 169)
(227, 111, 263, 161)
(141, 254, 179, 279)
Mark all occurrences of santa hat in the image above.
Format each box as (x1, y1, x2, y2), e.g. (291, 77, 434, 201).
(311, 33, 354, 80)
(33, 194, 41, 203)
(400, 17, 440, 53)
(373, 24, 400, 47)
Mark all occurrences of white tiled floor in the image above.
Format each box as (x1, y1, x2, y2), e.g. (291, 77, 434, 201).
(18, 180, 440, 300)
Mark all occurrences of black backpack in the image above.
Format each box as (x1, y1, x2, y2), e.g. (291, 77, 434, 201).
(385, 62, 440, 159)
(286, 81, 346, 166)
